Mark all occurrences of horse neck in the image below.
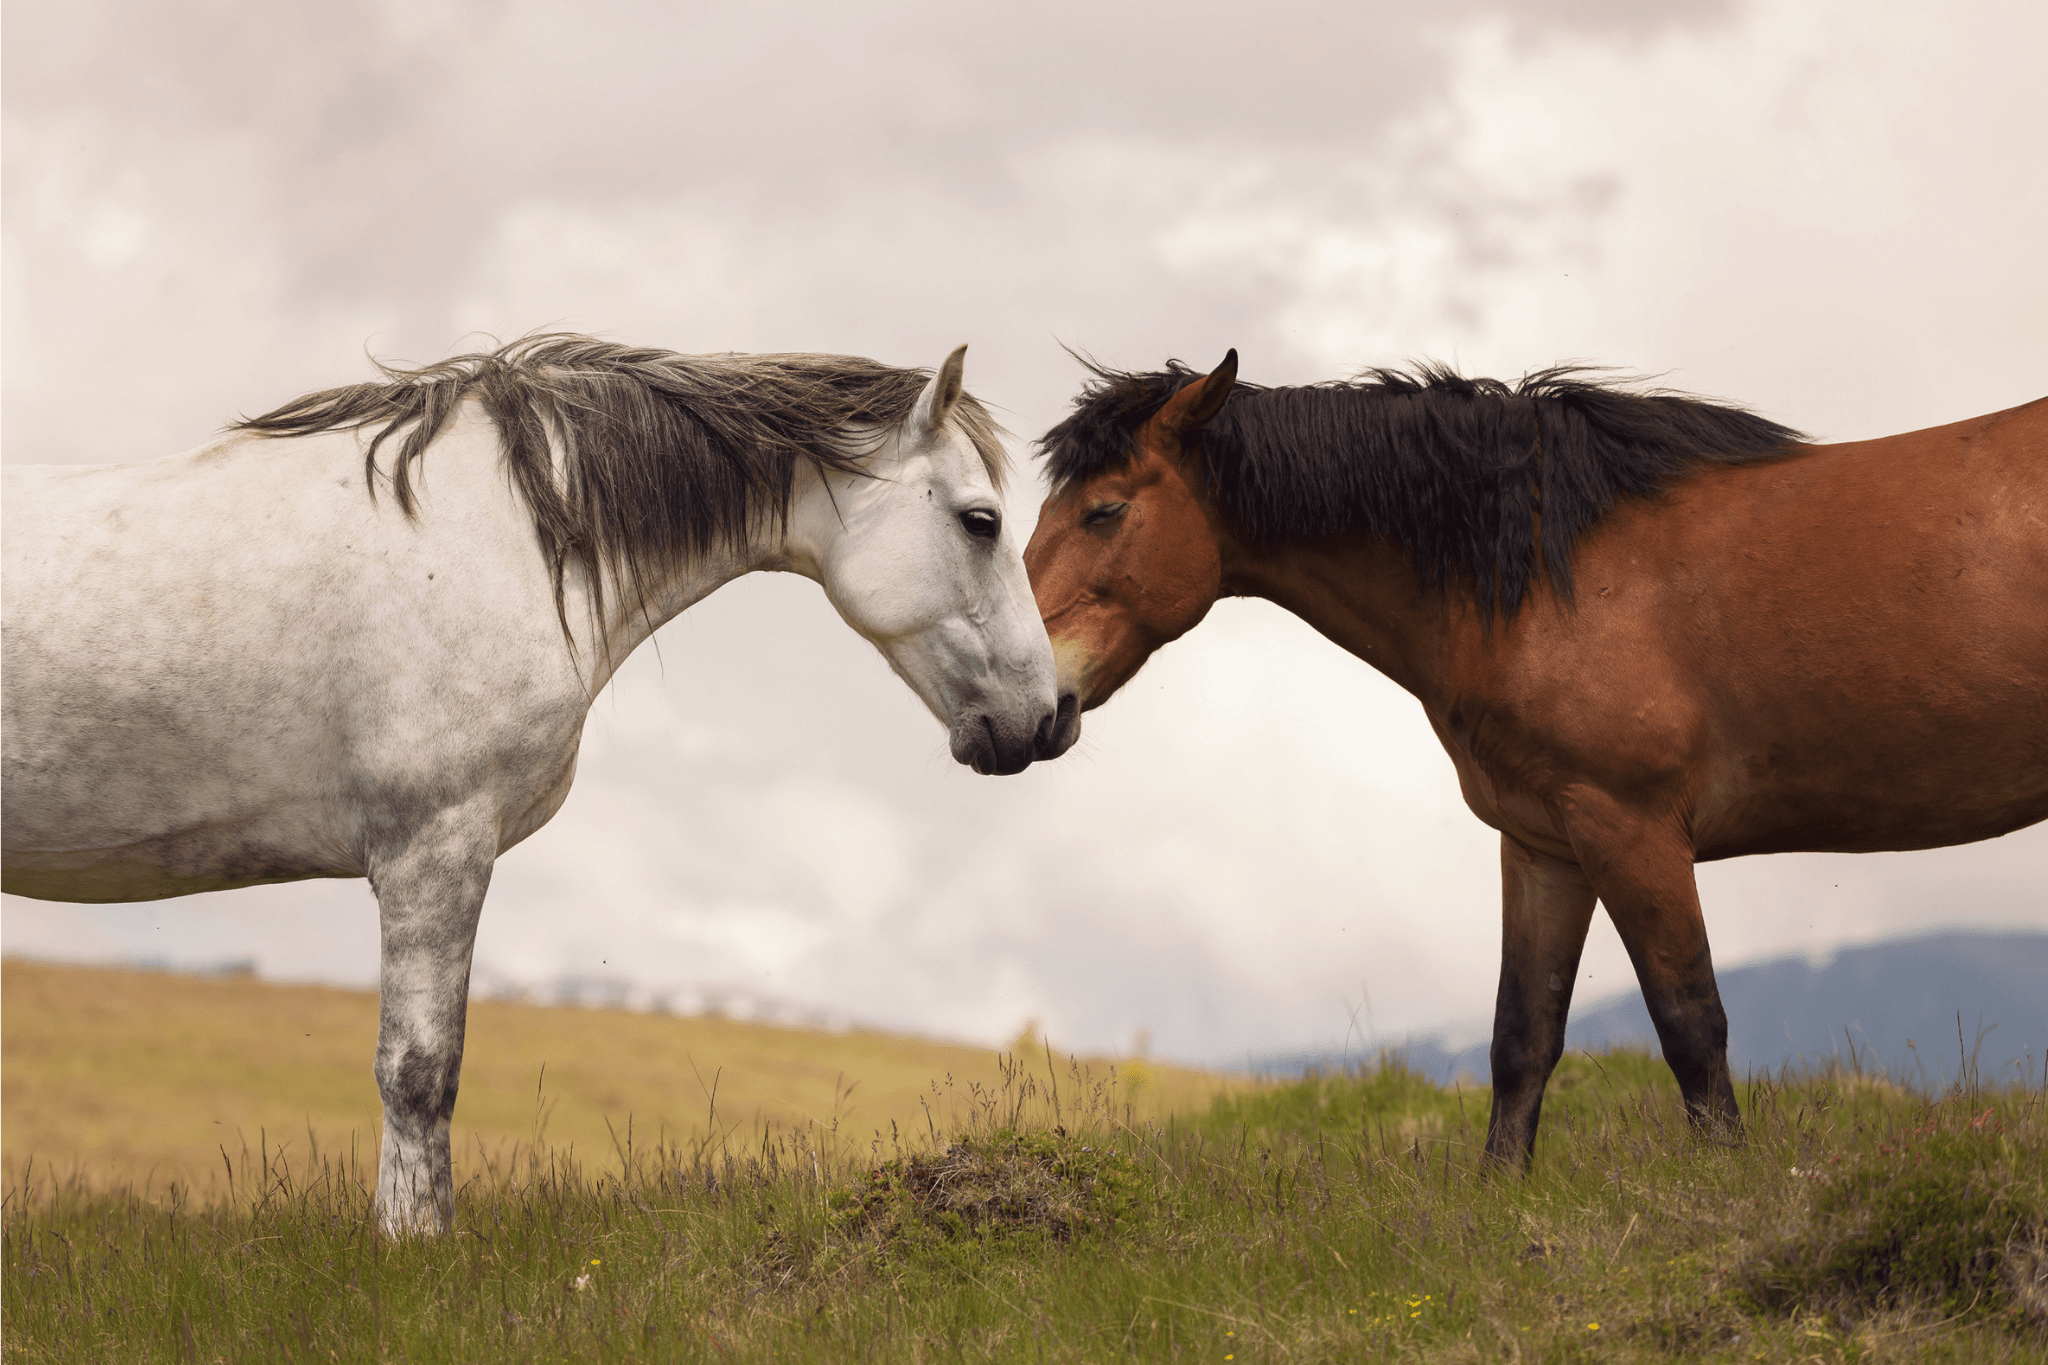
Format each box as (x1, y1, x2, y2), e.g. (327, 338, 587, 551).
(1218, 531, 1465, 702)
(564, 524, 781, 698)
(556, 453, 855, 698)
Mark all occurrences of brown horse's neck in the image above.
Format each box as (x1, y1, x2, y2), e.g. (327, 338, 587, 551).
(1217, 532, 1472, 702)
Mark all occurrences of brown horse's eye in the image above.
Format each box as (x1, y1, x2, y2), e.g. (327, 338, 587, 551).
(1083, 502, 1128, 527)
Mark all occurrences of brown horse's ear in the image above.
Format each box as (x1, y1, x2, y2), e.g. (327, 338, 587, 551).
(1159, 349, 1239, 437)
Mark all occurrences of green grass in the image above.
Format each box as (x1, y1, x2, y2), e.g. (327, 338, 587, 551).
(6, 1049, 2045, 1363)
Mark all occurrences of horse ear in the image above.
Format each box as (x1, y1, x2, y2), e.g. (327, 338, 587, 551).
(911, 344, 969, 439)
(1159, 349, 1239, 437)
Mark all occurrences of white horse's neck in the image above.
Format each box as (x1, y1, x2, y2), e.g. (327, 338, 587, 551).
(559, 463, 836, 700)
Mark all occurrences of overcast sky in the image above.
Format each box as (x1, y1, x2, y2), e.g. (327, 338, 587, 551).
(5, 0, 2044, 1063)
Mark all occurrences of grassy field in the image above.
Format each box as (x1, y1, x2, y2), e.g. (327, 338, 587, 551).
(5, 961, 2045, 1361)
(0, 958, 1235, 1193)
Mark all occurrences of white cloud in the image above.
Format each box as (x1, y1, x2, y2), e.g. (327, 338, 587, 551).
(1158, 0, 2048, 433)
(452, 201, 785, 352)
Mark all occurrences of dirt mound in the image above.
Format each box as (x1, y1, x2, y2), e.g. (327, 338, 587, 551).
(832, 1129, 1143, 1248)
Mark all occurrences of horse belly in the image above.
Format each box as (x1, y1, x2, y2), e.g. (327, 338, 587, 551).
(2, 603, 364, 899)
(1694, 739, 2048, 860)
(1689, 615, 2048, 856)
(2, 839, 356, 903)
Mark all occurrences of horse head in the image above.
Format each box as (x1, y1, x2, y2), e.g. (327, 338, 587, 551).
(791, 346, 1060, 774)
(1024, 350, 1239, 758)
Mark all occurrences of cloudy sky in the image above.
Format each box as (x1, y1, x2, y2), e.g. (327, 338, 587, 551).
(5, 0, 2044, 1063)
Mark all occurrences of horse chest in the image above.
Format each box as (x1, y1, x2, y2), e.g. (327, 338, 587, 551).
(1424, 709, 1575, 856)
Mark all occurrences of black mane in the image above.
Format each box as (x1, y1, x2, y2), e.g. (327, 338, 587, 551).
(1038, 359, 1804, 619)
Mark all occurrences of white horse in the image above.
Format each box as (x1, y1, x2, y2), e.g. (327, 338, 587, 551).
(1, 335, 1058, 1233)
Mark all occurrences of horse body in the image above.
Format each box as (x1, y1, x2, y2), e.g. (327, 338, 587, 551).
(1025, 352, 2047, 1166)
(1485, 400, 2048, 863)
(3, 338, 1058, 1232)
(4, 418, 595, 901)
(1287, 398, 2048, 868)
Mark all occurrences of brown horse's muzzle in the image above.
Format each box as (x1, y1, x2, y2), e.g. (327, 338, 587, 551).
(1038, 690, 1081, 760)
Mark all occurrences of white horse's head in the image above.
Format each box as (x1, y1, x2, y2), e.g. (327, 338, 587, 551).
(788, 346, 1058, 774)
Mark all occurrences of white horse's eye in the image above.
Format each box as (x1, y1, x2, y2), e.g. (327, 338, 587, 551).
(958, 508, 1001, 541)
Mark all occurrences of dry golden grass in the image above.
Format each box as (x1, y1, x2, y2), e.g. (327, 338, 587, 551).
(0, 958, 1240, 1192)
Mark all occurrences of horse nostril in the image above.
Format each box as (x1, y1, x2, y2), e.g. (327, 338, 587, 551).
(1033, 692, 1078, 758)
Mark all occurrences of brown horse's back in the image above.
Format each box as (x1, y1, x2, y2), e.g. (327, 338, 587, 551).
(1501, 397, 2048, 860)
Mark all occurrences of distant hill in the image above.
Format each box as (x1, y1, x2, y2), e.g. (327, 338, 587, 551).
(1247, 930, 2048, 1089)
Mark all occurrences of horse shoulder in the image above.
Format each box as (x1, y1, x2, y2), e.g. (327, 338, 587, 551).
(1423, 564, 1712, 857)
(282, 418, 597, 809)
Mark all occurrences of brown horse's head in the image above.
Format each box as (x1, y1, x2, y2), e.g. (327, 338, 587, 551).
(1023, 350, 1238, 758)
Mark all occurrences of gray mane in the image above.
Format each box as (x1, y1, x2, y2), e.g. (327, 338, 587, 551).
(235, 333, 1008, 634)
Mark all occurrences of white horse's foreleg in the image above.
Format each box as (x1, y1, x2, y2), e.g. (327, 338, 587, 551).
(367, 808, 496, 1236)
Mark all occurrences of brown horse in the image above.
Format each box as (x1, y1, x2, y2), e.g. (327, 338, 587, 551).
(1024, 351, 2048, 1165)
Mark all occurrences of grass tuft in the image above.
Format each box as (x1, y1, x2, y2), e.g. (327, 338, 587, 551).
(1740, 1111, 2045, 1323)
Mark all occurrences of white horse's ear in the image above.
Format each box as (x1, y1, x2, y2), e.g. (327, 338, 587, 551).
(911, 344, 969, 440)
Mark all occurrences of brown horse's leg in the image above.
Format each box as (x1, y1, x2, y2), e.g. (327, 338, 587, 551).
(1561, 798, 1741, 1137)
(1484, 833, 1597, 1169)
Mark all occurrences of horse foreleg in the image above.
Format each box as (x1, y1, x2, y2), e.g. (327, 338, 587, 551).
(366, 809, 495, 1237)
(1560, 795, 1739, 1137)
(1484, 834, 1597, 1168)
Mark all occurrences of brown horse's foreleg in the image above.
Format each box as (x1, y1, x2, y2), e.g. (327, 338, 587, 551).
(1560, 795, 1740, 1138)
(1484, 833, 1597, 1169)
